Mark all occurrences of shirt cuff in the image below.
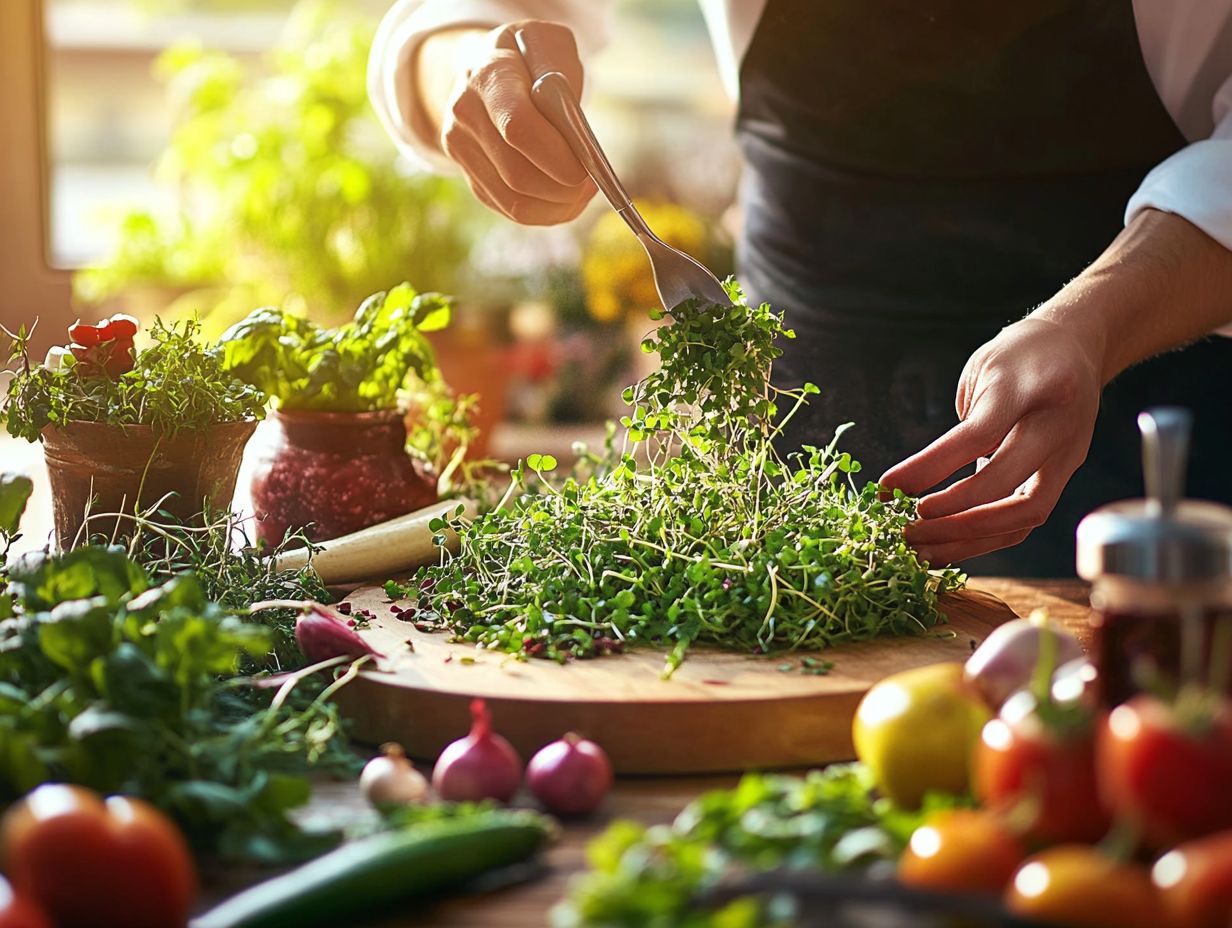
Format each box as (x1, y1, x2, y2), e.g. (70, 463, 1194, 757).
(368, 1, 521, 174)
(1125, 137, 1232, 337)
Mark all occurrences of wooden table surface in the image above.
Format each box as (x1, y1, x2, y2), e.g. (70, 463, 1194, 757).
(2, 437, 1092, 925)
(284, 578, 1094, 928)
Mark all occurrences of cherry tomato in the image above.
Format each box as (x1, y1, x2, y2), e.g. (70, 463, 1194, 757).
(974, 711, 1110, 845)
(1152, 830, 1232, 928)
(0, 879, 51, 928)
(898, 809, 1024, 894)
(1005, 845, 1164, 928)
(66, 320, 100, 348)
(1, 784, 196, 928)
(1098, 695, 1232, 848)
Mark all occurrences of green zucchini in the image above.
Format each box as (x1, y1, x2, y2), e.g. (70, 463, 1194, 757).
(192, 811, 553, 928)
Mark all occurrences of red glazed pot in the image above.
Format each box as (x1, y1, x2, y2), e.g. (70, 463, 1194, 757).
(249, 409, 437, 547)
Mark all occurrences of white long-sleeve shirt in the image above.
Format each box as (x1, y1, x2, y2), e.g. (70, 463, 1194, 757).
(369, 0, 1232, 254)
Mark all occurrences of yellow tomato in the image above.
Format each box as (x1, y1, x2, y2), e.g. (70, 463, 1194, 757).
(852, 662, 989, 808)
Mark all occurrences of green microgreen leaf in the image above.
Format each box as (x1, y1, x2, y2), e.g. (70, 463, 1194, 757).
(409, 277, 963, 672)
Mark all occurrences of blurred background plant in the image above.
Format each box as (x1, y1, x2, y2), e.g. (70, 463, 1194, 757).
(581, 200, 719, 325)
(73, 0, 485, 330)
(41, 0, 738, 452)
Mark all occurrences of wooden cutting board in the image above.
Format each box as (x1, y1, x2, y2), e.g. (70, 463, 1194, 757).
(336, 585, 1018, 774)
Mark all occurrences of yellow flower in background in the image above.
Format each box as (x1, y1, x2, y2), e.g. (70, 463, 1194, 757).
(582, 200, 708, 323)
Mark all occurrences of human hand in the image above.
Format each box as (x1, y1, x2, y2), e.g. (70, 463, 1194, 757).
(422, 20, 596, 225)
(879, 317, 1103, 565)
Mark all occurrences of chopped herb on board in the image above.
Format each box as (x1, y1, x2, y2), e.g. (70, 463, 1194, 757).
(554, 765, 969, 927)
(403, 280, 962, 676)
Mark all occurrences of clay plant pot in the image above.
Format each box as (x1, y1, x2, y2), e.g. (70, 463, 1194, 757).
(248, 409, 437, 548)
(41, 419, 257, 548)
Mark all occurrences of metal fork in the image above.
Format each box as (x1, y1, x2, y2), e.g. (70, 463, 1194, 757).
(524, 68, 730, 311)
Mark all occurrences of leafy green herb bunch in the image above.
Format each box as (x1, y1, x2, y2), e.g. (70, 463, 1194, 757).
(218, 283, 452, 413)
(0, 540, 356, 861)
(555, 766, 967, 927)
(400, 280, 963, 675)
(4, 316, 265, 443)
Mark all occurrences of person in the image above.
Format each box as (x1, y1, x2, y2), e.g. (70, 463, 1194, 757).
(368, 1, 1232, 576)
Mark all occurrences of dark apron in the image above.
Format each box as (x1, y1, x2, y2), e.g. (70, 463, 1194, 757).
(736, 0, 1232, 577)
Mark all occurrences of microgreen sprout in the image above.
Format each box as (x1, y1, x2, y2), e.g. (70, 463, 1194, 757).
(399, 280, 962, 675)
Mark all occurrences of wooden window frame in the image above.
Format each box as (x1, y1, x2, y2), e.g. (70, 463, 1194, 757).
(0, 0, 73, 356)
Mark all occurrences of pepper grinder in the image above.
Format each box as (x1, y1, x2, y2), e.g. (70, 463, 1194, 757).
(1076, 408, 1232, 706)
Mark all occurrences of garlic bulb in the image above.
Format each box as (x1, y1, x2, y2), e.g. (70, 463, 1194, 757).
(359, 743, 429, 808)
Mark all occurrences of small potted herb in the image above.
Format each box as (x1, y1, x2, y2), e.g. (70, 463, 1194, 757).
(219, 283, 450, 547)
(4, 315, 265, 547)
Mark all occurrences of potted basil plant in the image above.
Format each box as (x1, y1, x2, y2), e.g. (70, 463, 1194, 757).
(218, 283, 451, 547)
(3, 316, 265, 547)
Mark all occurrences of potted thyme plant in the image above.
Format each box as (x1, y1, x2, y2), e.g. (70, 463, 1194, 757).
(4, 316, 265, 547)
(218, 283, 451, 547)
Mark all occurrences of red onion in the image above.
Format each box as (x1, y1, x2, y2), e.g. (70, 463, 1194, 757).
(295, 604, 385, 663)
(964, 610, 1083, 709)
(432, 699, 522, 802)
(526, 732, 613, 815)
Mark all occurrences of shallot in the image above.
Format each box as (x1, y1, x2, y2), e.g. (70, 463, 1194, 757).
(359, 743, 429, 809)
(526, 733, 612, 816)
(295, 604, 384, 663)
(964, 609, 1083, 709)
(431, 699, 522, 802)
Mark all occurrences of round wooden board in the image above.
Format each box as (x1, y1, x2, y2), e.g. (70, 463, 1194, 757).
(336, 586, 1017, 774)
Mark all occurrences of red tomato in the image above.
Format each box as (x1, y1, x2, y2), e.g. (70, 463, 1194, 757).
(1, 784, 196, 928)
(1005, 845, 1164, 928)
(66, 320, 100, 348)
(1152, 830, 1232, 928)
(1098, 695, 1232, 848)
(974, 712, 1110, 845)
(0, 879, 51, 928)
(898, 809, 1024, 894)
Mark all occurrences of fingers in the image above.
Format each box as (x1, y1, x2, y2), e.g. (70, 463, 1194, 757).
(914, 414, 1057, 519)
(907, 468, 1063, 541)
(439, 21, 594, 225)
(914, 529, 1033, 567)
(906, 461, 1074, 564)
(452, 88, 587, 203)
(444, 127, 592, 226)
(879, 410, 1010, 496)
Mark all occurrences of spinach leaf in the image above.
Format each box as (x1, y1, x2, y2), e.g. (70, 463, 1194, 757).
(0, 553, 353, 862)
(0, 474, 32, 539)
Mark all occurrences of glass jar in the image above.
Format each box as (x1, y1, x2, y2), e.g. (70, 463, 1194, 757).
(249, 409, 437, 548)
(1077, 409, 1232, 706)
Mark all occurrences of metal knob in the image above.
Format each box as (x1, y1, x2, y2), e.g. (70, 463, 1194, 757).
(1139, 407, 1191, 518)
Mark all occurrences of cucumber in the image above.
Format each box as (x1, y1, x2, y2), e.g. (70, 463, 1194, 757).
(192, 812, 552, 928)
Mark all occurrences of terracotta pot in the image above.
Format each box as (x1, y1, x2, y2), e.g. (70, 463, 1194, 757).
(249, 409, 437, 547)
(41, 419, 257, 548)
(426, 314, 510, 460)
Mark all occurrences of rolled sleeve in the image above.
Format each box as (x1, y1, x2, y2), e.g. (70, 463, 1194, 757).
(1126, 72, 1232, 335)
(368, 0, 610, 173)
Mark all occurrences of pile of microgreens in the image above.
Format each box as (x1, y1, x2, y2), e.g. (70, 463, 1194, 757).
(394, 280, 963, 676)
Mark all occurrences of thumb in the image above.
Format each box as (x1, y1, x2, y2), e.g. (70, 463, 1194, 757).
(500, 23, 585, 98)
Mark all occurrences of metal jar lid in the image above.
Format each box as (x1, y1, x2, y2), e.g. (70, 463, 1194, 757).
(1076, 408, 1232, 582)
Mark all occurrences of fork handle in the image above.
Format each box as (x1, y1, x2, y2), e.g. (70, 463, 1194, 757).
(523, 67, 651, 237)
